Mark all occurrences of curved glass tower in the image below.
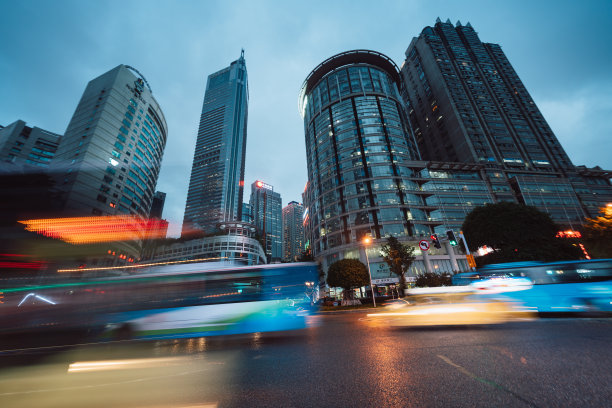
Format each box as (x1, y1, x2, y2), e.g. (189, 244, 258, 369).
(299, 50, 426, 259)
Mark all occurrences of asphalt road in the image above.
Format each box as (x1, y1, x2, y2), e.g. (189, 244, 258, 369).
(1, 314, 611, 407)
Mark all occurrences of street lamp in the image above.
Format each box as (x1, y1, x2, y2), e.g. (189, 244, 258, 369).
(363, 236, 376, 308)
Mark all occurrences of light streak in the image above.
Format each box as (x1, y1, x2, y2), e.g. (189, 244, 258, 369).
(18, 215, 168, 244)
(18, 293, 57, 307)
(67, 357, 190, 373)
(58, 256, 229, 273)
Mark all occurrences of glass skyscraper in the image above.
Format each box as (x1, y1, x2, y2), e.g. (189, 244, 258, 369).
(299, 50, 424, 258)
(183, 51, 248, 235)
(250, 180, 282, 262)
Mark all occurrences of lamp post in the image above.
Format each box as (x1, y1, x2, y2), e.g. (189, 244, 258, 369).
(363, 237, 376, 308)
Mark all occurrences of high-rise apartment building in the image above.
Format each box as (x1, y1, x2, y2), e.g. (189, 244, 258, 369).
(400, 19, 603, 225)
(282, 201, 304, 262)
(250, 180, 282, 262)
(182, 52, 248, 235)
(401, 19, 574, 171)
(1, 120, 62, 168)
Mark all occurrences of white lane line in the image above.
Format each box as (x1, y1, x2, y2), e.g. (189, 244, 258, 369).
(437, 354, 539, 408)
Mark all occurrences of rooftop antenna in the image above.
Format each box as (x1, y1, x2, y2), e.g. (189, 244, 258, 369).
(241, 48, 245, 59)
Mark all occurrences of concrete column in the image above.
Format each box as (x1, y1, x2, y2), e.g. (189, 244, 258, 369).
(444, 241, 459, 272)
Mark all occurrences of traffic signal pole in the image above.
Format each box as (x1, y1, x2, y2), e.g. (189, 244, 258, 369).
(459, 231, 476, 271)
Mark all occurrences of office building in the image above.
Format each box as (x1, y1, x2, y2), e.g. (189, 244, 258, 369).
(299, 50, 472, 285)
(51, 64, 167, 263)
(250, 180, 282, 262)
(399, 19, 610, 226)
(182, 51, 248, 235)
(1, 120, 61, 168)
(282, 201, 304, 262)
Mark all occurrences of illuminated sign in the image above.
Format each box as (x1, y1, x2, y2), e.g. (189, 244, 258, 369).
(556, 230, 582, 238)
(254, 180, 273, 190)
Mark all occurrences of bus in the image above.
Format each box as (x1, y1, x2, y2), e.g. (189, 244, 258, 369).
(0, 262, 319, 340)
(469, 259, 612, 313)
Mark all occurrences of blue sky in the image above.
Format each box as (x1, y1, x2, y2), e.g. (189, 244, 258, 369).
(1, 0, 611, 236)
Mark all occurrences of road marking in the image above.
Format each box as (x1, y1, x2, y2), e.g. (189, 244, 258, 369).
(437, 354, 540, 408)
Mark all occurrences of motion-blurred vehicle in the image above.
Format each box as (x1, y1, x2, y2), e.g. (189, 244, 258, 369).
(0, 262, 319, 339)
(366, 285, 531, 327)
(472, 259, 612, 314)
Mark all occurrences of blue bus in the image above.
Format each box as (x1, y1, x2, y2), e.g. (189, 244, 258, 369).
(0, 262, 319, 340)
(469, 259, 612, 313)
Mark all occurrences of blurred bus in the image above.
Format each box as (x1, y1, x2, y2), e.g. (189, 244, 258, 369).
(0, 262, 319, 340)
(471, 259, 612, 313)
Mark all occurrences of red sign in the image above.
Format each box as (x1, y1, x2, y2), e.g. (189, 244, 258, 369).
(419, 240, 430, 251)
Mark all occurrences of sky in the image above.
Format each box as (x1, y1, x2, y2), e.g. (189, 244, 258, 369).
(1, 0, 611, 237)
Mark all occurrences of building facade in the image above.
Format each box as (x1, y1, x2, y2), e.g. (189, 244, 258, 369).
(182, 51, 248, 235)
(299, 50, 471, 283)
(400, 19, 609, 226)
(282, 201, 304, 262)
(250, 180, 282, 262)
(151, 221, 266, 266)
(1, 120, 62, 168)
(50, 64, 167, 263)
(241, 202, 253, 223)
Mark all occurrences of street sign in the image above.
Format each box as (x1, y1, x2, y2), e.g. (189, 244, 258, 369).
(419, 240, 430, 251)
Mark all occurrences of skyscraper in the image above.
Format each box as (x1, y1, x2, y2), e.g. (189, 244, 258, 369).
(183, 51, 248, 235)
(282, 201, 304, 262)
(299, 50, 425, 256)
(400, 19, 592, 225)
(53, 65, 167, 219)
(51, 64, 167, 263)
(250, 180, 282, 262)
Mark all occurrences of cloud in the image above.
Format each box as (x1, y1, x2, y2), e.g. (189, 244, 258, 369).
(537, 83, 612, 170)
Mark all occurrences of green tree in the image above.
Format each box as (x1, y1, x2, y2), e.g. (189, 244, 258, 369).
(326, 259, 370, 301)
(462, 202, 582, 266)
(379, 236, 416, 295)
(414, 272, 452, 287)
(583, 204, 612, 258)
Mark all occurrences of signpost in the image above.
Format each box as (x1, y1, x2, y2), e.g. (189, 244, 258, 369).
(419, 240, 430, 251)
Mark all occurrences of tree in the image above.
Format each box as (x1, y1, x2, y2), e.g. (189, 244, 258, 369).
(379, 236, 416, 295)
(582, 204, 612, 258)
(326, 259, 370, 301)
(415, 272, 452, 287)
(462, 202, 582, 266)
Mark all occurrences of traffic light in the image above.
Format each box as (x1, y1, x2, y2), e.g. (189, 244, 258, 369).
(446, 230, 458, 246)
(430, 234, 441, 249)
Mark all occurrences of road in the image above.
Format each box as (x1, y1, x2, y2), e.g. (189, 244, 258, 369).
(1, 313, 611, 407)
